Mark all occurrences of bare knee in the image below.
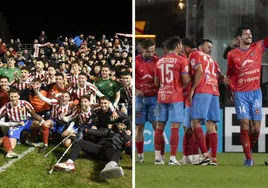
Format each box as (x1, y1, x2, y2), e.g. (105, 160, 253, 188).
(136, 125, 144, 134)
(240, 119, 250, 130)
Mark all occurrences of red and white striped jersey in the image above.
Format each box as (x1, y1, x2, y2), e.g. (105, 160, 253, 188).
(30, 70, 47, 81)
(66, 73, 79, 86)
(10, 79, 31, 91)
(77, 108, 92, 126)
(50, 101, 74, 121)
(124, 84, 132, 102)
(44, 76, 56, 85)
(70, 83, 98, 99)
(0, 100, 34, 122)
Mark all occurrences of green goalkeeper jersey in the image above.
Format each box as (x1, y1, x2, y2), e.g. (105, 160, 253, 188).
(94, 78, 122, 103)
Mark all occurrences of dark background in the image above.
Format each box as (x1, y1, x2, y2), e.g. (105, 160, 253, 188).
(0, 1, 132, 43)
(136, 1, 186, 46)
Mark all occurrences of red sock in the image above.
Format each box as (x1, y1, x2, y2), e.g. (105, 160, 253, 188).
(3, 136, 12, 152)
(240, 130, 252, 160)
(161, 135, 165, 156)
(249, 131, 260, 151)
(170, 128, 179, 156)
(42, 126, 50, 145)
(183, 131, 192, 156)
(154, 128, 163, 151)
(205, 131, 210, 151)
(209, 133, 218, 158)
(194, 127, 207, 154)
(190, 134, 199, 155)
(136, 141, 144, 154)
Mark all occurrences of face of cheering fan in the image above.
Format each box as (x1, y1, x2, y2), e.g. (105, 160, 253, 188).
(78, 75, 87, 86)
(100, 99, 110, 112)
(9, 92, 20, 106)
(20, 70, 29, 81)
(80, 97, 90, 110)
(60, 93, 71, 103)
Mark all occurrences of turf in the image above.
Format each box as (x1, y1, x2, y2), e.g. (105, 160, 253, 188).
(136, 152, 268, 188)
(0, 144, 132, 188)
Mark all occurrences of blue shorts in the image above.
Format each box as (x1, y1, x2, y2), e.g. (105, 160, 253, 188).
(51, 120, 78, 134)
(234, 89, 262, 120)
(8, 120, 33, 140)
(184, 106, 191, 128)
(191, 94, 220, 123)
(135, 96, 157, 124)
(156, 102, 184, 123)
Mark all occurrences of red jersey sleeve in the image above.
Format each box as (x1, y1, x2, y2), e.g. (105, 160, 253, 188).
(180, 57, 189, 74)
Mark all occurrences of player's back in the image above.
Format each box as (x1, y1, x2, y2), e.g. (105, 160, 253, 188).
(155, 53, 188, 103)
(227, 41, 264, 92)
(190, 50, 220, 96)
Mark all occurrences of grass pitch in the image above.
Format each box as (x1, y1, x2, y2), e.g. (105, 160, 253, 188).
(136, 152, 268, 188)
(0, 144, 132, 188)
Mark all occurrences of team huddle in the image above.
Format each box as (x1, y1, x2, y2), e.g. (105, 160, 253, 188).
(135, 26, 268, 166)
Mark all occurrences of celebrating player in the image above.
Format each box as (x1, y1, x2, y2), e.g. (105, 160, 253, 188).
(227, 26, 268, 166)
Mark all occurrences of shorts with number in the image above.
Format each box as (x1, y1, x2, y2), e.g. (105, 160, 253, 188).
(156, 102, 184, 123)
(191, 94, 220, 123)
(135, 96, 157, 124)
(184, 106, 191, 128)
(51, 120, 78, 134)
(234, 89, 262, 120)
(8, 120, 33, 140)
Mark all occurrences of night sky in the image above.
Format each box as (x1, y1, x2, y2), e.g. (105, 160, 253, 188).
(1, 1, 132, 43)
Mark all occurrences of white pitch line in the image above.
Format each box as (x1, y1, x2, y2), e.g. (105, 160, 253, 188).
(0, 147, 35, 173)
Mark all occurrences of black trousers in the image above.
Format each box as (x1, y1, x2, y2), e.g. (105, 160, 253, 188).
(69, 139, 121, 163)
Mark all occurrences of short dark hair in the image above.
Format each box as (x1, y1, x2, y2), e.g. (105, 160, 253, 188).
(121, 71, 132, 77)
(99, 96, 110, 102)
(234, 26, 251, 37)
(20, 67, 29, 72)
(165, 36, 181, 51)
(78, 72, 88, 78)
(0, 76, 9, 81)
(197, 39, 213, 48)
(31, 78, 42, 83)
(181, 37, 196, 48)
(55, 72, 64, 79)
(101, 64, 110, 70)
(141, 39, 156, 49)
(80, 95, 91, 102)
(9, 88, 20, 95)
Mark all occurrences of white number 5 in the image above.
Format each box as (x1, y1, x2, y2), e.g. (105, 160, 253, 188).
(159, 64, 174, 83)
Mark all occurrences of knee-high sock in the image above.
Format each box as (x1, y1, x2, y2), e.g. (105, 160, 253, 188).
(240, 130, 252, 160)
(3, 136, 12, 152)
(183, 131, 192, 156)
(193, 127, 207, 154)
(249, 131, 260, 152)
(209, 133, 218, 158)
(170, 128, 179, 156)
(42, 126, 49, 145)
(154, 128, 163, 151)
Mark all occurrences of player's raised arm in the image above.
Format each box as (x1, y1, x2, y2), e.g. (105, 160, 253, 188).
(33, 88, 58, 105)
